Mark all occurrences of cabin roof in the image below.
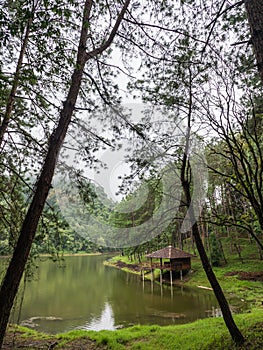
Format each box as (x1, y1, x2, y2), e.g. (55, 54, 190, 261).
(145, 245, 194, 259)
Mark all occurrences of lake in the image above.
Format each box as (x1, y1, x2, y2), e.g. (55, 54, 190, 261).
(5, 255, 220, 334)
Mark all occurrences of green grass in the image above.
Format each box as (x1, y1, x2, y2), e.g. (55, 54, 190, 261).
(49, 309, 263, 349)
(9, 324, 51, 340)
(187, 240, 263, 308)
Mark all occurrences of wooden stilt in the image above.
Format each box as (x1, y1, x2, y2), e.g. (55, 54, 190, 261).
(170, 270, 173, 298)
(160, 269, 163, 297)
(180, 269, 183, 281)
(151, 269, 154, 293)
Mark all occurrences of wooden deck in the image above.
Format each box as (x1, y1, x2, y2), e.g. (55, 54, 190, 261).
(140, 262, 190, 272)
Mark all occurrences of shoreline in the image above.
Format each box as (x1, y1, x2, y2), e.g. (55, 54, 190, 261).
(40, 252, 103, 257)
(0, 251, 109, 259)
(104, 255, 263, 306)
(3, 309, 263, 349)
(104, 258, 188, 286)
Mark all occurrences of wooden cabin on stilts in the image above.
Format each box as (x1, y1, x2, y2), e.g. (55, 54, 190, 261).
(141, 246, 194, 288)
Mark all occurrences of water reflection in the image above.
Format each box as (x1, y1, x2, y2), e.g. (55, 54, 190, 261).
(1, 255, 223, 334)
(78, 302, 116, 331)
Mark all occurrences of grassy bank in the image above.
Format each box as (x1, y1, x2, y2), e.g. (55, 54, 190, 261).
(5, 309, 263, 349)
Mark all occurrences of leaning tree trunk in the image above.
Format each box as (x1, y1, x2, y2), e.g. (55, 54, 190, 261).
(0, 0, 131, 347)
(181, 179, 244, 345)
(180, 109, 244, 345)
(245, 0, 263, 85)
(0, 1, 92, 345)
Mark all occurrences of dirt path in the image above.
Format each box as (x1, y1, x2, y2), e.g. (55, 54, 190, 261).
(225, 271, 263, 282)
(2, 329, 104, 350)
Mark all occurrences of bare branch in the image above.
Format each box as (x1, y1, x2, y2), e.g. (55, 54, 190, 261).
(86, 0, 131, 59)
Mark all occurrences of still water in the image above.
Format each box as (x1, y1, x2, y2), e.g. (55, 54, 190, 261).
(8, 255, 219, 334)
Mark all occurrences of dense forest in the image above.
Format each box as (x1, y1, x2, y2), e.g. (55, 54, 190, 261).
(0, 0, 263, 347)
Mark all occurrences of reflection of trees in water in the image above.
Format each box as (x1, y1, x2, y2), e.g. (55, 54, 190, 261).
(17, 256, 119, 325)
(109, 271, 218, 326)
(205, 306, 222, 318)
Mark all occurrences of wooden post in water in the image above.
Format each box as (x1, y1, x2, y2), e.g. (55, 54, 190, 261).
(150, 258, 154, 293)
(180, 269, 183, 281)
(170, 269, 173, 287)
(169, 259, 173, 297)
(160, 258, 163, 296)
(170, 269, 173, 297)
(151, 270, 154, 293)
(159, 269, 162, 285)
(160, 269, 163, 297)
(151, 268, 154, 282)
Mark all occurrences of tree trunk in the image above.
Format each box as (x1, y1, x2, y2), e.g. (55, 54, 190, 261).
(0, 1, 91, 345)
(180, 108, 244, 344)
(0, 0, 131, 347)
(245, 0, 263, 84)
(182, 182, 244, 345)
